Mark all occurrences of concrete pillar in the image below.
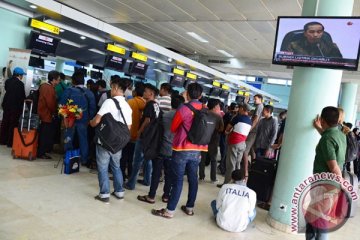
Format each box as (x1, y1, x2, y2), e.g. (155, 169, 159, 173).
(267, 0, 354, 233)
(339, 83, 358, 124)
(55, 59, 65, 73)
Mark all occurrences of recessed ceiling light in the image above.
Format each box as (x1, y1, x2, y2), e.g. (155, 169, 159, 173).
(186, 32, 209, 43)
(59, 29, 65, 33)
(80, 36, 86, 40)
(30, 5, 37, 9)
(154, 61, 158, 64)
(217, 49, 234, 58)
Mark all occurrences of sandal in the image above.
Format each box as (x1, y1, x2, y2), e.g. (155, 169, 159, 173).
(161, 195, 169, 203)
(151, 208, 173, 219)
(137, 195, 155, 204)
(181, 205, 194, 216)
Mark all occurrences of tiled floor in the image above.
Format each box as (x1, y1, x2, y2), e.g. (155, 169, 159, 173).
(0, 145, 359, 240)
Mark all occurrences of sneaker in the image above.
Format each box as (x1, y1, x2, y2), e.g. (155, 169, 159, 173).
(111, 192, 124, 200)
(199, 178, 205, 182)
(94, 195, 110, 204)
(137, 179, 150, 186)
(211, 179, 219, 184)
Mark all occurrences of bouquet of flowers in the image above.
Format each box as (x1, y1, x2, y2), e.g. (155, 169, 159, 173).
(58, 99, 83, 128)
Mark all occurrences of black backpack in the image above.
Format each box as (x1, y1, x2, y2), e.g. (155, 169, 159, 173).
(345, 132, 359, 162)
(26, 89, 39, 114)
(141, 103, 163, 160)
(183, 103, 216, 145)
(94, 98, 130, 154)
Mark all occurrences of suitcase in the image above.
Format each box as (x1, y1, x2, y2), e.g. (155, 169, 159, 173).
(12, 100, 38, 160)
(342, 169, 358, 217)
(247, 157, 278, 202)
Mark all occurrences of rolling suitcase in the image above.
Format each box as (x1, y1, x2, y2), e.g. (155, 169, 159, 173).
(247, 157, 277, 202)
(12, 100, 38, 160)
(342, 169, 358, 217)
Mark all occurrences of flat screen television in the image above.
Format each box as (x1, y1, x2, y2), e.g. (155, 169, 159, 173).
(219, 91, 229, 98)
(272, 17, 360, 71)
(28, 31, 60, 56)
(104, 55, 126, 71)
(170, 75, 185, 88)
(209, 87, 221, 97)
(29, 56, 44, 69)
(90, 70, 102, 80)
(128, 61, 148, 76)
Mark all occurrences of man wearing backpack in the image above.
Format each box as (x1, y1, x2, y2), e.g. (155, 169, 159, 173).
(90, 77, 132, 203)
(60, 71, 96, 166)
(152, 83, 207, 218)
(125, 83, 161, 190)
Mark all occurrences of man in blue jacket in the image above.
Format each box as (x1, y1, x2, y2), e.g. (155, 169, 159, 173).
(60, 71, 96, 166)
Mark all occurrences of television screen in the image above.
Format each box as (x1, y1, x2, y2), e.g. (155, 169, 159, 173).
(209, 88, 221, 97)
(170, 75, 185, 88)
(74, 67, 87, 77)
(129, 61, 148, 76)
(28, 31, 60, 56)
(220, 91, 229, 98)
(272, 17, 360, 71)
(104, 55, 126, 71)
(29, 56, 44, 69)
(90, 70, 102, 80)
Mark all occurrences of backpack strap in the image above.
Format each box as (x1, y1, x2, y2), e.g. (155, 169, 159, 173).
(76, 87, 90, 119)
(111, 98, 127, 126)
(182, 103, 199, 134)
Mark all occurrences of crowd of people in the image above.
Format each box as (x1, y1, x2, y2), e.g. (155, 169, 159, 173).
(0, 67, 358, 235)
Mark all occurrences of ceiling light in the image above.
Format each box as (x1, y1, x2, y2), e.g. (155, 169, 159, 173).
(217, 50, 234, 58)
(30, 5, 37, 9)
(187, 32, 209, 43)
(80, 36, 86, 40)
(154, 61, 158, 64)
(89, 48, 105, 55)
(59, 29, 65, 33)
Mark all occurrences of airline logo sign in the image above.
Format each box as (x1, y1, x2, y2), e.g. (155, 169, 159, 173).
(212, 81, 221, 87)
(131, 52, 148, 62)
(186, 72, 197, 80)
(173, 68, 185, 76)
(30, 19, 60, 35)
(107, 44, 126, 55)
(238, 90, 244, 95)
(222, 84, 230, 90)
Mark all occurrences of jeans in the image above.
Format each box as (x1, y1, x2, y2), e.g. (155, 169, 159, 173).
(64, 123, 89, 164)
(148, 155, 171, 199)
(96, 145, 124, 198)
(166, 151, 201, 213)
(306, 223, 329, 240)
(211, 200, 218, 217)
(224, 142, 246, 184)
(120, 141, 135, 179)
(218, 134, 227, 174)
(126, 140, 152, 189)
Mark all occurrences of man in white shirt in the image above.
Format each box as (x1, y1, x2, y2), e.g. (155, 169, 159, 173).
(157, 83, 172, 112)
(211, 169, 257, 232)
(90, 77, 132, 204)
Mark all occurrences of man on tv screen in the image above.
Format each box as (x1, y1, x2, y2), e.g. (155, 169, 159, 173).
(283, 22, 343, 58)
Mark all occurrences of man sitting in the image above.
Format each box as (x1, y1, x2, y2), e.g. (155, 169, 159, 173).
(211, 169, 257, 232)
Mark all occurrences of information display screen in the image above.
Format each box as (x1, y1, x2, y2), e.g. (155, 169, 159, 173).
(28, 31, 60, 56)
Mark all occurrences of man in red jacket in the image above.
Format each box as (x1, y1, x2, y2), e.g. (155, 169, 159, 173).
(37, 71, 60, 159)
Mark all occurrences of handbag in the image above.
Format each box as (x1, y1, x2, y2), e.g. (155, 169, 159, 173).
(95, 98, 130, 154)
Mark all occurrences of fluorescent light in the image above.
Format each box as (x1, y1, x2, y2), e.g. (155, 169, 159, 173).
(80, 36, 86, 40)
(30, 5, 37, 9)
(217, 50, 234, 58)
(153, 69, 162, 72)
(187, 32, 209, 43)
(59, 29, 65, 33)
(154, 61, 158, 64)
(89, 48, 105, 55)
(60, 39, 84, 48)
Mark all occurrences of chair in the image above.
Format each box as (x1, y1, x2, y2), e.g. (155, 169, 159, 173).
(280, 30, 334, 51)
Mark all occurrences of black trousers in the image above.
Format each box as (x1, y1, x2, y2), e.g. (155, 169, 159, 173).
(37, 121, 56, 157)
(148, 155, 171, 199)
(120, 142, 135, 179)
(0, 110, 21, 147)
(199, 146, 218, 181)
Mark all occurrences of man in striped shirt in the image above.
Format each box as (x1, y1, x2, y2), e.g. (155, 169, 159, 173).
(157, 83, 172, 112)
(218, 103, 252, 187)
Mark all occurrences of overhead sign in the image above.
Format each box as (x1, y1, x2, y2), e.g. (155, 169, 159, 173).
(237, 90, 244, 95)
(29, 19, 60, 35)
(186, 72, 197, 80)
(106, 44, 126, 55)
(221, 84, 230, 90)
(269, 101, 274, 106)
(244, 92, 250, 97)
(173, 68, 185, 76)
(212, 81, 221, 87)
(131, 52, 147, 62)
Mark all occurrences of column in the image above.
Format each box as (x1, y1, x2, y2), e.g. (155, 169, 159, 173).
(339, 82, 358, 124)
(353, 105, 358, 125)
(55, 59, 65, 73)
(267, 0, 354, 233)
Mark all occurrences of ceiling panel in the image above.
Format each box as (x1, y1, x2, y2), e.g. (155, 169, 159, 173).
(265, 0, 303, 16)
(198, 0, 246, 21)
(169, 0, 219, 21)
(229, 0, 275, 20)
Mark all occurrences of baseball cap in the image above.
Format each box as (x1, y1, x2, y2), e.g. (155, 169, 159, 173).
(240, 103, 252, 112)
(13, 67, 26, 75)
